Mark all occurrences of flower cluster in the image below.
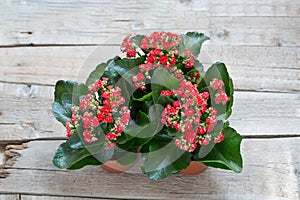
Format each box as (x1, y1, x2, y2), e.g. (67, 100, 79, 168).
(122, 32, 196, 91)
(160, 80, 224, 152)
(120, 34, 137, 58)
(188, 70, 201, 84)
(210, 78, 230, 104)
(65, 78, 130, 149)
(140, 32, 181, 51)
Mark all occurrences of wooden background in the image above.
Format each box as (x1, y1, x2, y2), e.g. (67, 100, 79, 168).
(0, 0, 299, 199)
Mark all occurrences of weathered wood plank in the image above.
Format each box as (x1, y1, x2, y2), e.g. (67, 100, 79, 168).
(0, 138, 299, 199)
(0, 82, 299, 141)
(1, 46, 299, 92)
(0, 195, 19, 200)
(0, 0, 299, 46)
(21, 195, 112, 200)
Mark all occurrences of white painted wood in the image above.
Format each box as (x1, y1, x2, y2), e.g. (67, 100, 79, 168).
(0, 82, 299, 141)
(0, 138, 299, 199)
(0, 0, 299, 46)
(0, 46, 299, 93)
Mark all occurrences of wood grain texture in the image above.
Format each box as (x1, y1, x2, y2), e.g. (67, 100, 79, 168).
(21, 196, 112, 200)
(0, 195, 19, 200)
(0, 82, 299, 141)
(0, 0, 299, 199)
(0, 138, 299, 199)
(1, 46, 299, 93)
(0, 0, 299, 46)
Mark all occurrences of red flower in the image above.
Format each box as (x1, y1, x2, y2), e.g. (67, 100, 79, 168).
(206, 118, 211, 124)
(121, 113, 130, 124)
(174, 123, 181, 130)
(105, 142, 116, 150)
(184, 108, 194, 117)
(159, 55, 168, 65)
(126, 49, 136, 58)
(104, 115, 113, 123)
(105, 132, 117, 141)
(170, 57, 176, 65)
(116, 126, 124, 133)
(184, 123, 193, 131)
(140, 39, 149, 50)
(199, 138, 209, 145)
(101, 105, 112, 114)
(65, 121, 72, 137)
(97, 113, 105, 121)
(173, 100, 181, 107)
(163, 42, 170, 49)
(214, 132, 224, 143)
(202, 92, 209, 99)
(160, 90, 173, 96)
(94, 80, 102, 89)
(185, 61, 193, 68)
(101, 91, 111, 99)
(147, 55, 156, 63)
(184, 130, 196, 143)
(153, 49, 162, 55)
(83, 130, 92, 143)
(136, 72, 145, 82)
(91, 117, 99, 127)
(197, 127, 206, 135)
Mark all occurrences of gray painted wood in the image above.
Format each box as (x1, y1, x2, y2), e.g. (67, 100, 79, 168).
(0, 46, 299, 92)
(0, 0, 299, 46)
(0, 82, 299, 141)
(0, 0, 299, 199)
(0, 139, 299, 199)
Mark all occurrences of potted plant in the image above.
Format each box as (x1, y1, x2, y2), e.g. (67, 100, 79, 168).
(52, 31, 243, 180)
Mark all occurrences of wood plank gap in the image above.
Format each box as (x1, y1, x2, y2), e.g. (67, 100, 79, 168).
(243, 134, 300, 139)
(0, 138, 66, 144)
(0, 44, 119, 48)
(2, 192, 121, 200)
(0, 44, 299, 48)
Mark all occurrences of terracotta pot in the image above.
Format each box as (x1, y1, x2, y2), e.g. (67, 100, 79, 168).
(179, 161, 207, 175)
(101, 160, 133, 174)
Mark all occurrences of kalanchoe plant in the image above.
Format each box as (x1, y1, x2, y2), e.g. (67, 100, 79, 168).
(52, 31, 243, 180)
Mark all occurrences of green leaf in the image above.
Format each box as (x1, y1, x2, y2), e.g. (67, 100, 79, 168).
(53, 132, 113, 169)
(130, 34, 146, 47)
(167, 127, 178, 137)
(53, 141, 114, 169)
(193, 59, 204, 72)
(133, 92, 152, 102)
(85, 62, 108, 86)
(52, 80, 87, 125)
(67, 155, 101, 170)
(123, 105, 163, 148)
(52, 102, 71, 125)
(141, 135, 191, 180)
(157, 95, 174, 107)
(179, 32, 209, 57)
(198, 62, 234, 119)
(113, 56, 146, 83)
(116, 148, 138, 166)
(197, 127, 243, 173)
(101, 57, 122, 85)
(61, 93, 81, 110)
(53, 141, 91, 169)
(54, 80, 88, 104)
(151, 68, 180, 103)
